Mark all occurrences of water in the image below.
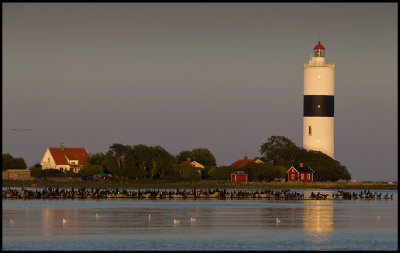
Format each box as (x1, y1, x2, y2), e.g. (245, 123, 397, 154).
(2, 189, 398, 250)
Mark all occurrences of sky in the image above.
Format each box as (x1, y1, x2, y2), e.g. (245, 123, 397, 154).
(2, 3, 397, 181)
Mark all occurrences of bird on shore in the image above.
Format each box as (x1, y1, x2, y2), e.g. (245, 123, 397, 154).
(62, 218, 68, 225)
(173, 219, 180, 225)
(9, 219, 14, 224)
(276, 218, 281, 225)
(376, 215, 381, 220)
(190, 217, 196, 223)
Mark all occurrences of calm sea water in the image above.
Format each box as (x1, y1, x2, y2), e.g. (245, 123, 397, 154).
(2, 188, 398, 251)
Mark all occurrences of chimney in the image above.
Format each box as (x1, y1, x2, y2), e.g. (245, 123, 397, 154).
(61, 143, 64, 151)
(299, 163, 303, 167)
(244, 156, 248, 160)
(186, 157, 191, 162)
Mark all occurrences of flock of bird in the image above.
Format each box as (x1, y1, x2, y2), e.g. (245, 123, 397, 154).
(2, 187, 394, 201)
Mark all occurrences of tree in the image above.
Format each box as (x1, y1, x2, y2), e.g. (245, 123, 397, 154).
(2, 153, 14, 170)
(208, 166, 237, 181)
(176, 150, 195, 163)
(2, 153, 27, 170)
(259, 136, 351, 182)
(192, 148, 216, 167)
(260, 136, 297, 165)
(175, 164, 201, 180)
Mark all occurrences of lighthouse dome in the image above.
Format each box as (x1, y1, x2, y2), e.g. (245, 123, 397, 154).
(314, 41, 325, 50)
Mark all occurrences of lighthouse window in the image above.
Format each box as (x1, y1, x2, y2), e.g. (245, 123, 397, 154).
(308, 126, 312, 136)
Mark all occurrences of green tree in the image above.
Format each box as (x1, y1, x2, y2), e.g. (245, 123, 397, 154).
(260, 136, 297, 165)
(175, 164, 201, 180)
(192, 148, 216, 167)
(260, 136, 351, 182)
(2, 153, 27, 170)
(2, 153, 14, 170)
(176, 150, 195, 163)
(208, 166, 237, 181)
(78, 164, 104, 176)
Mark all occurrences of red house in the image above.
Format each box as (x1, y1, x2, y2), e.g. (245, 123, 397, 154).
(231, 171, 248, 183)
(286, 163, 314, 182)
(230, 156, 263, 168)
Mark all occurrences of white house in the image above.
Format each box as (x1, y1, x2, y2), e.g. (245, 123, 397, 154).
(40, 144, 88, 173)
(179, 158, 205, 174)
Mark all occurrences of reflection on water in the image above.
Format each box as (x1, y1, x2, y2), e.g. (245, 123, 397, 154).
(303, 200, 334, 232)
(2, 189, 398, 251)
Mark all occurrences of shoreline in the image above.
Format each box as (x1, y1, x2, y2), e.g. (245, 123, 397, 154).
(2, 180, 398, 190)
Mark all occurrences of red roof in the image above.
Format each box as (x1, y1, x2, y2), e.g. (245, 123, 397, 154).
(314, 41, 325, 50)
(49, 147, 88, 165)
(230, 156, 257, 168)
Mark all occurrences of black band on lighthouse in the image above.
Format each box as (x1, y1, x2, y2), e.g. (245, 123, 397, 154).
(304, 95, 334, 117)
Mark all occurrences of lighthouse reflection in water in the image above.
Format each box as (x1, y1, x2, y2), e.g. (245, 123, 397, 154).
(303, 200, 334, 232)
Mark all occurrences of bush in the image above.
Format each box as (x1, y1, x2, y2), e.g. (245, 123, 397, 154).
(29, 166, 43, 177)
(208, 166, 237, 181)
(41, 169, 66, 177)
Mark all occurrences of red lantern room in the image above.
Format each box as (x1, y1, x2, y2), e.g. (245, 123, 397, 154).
(313, 41, 325, 57)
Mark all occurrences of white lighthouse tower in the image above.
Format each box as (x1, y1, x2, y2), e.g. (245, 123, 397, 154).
(303, 41, 335, 158)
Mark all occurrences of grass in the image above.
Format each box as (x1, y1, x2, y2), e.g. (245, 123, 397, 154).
(2, 179, 397, 190)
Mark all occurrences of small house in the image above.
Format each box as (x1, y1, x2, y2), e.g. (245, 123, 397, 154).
(230, 156, 263, 169)
(286, 163, 314, 182)
(231, 171, 248, 183)
(40, 143, 88, 173)
(179, 158, 205, 174)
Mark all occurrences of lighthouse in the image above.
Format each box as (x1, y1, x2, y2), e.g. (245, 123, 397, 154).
(303, 41, 335, 158)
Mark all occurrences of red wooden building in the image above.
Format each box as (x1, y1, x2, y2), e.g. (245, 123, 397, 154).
(231, 171, 248, 183)
(286, 163, 314, 182)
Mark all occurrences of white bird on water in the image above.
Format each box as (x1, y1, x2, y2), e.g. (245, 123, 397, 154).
(276, 218, 281, 225)
(190, 217, 196, 223)
(173, 219, 180, 225)
(62, 218, 68, 225)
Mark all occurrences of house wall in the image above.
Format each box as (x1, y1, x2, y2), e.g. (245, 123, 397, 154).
(40, 148, 57, 170)
(287, 167, 300, 182)
(299, 172, 313, 182)
(231, 174, 247, 183)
